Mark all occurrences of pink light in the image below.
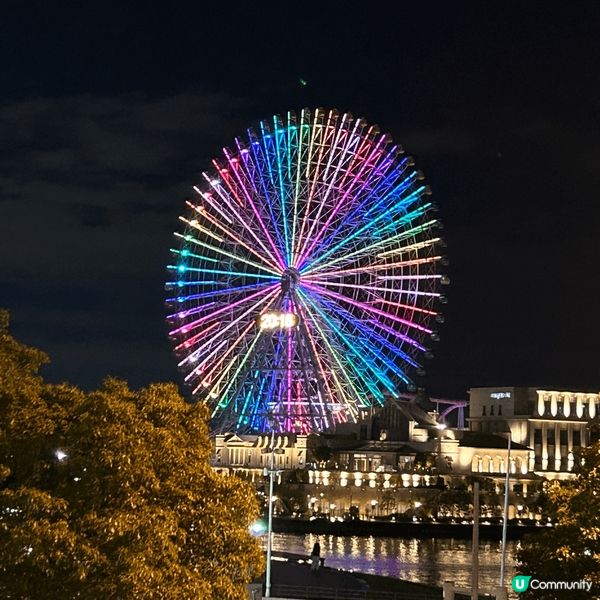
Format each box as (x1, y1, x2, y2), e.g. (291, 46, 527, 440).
(170, 284, 278, 336)
(174, 321, 219, 350)
(297, 132, 390, 266)
(201, 171, 285, 270)
(187, 200, 281, 273)
(190, 290, 280, 390)
(220, 151, 287, 269)
(304, 255, 442, 278)
(301, 281, 432, 334)
(294, 120, 365, 266)
(287, 333, 293, 418)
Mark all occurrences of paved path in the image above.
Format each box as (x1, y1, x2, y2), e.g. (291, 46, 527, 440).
(260, 559, 368, 591)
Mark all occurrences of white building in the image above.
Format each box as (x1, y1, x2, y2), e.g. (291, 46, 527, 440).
(212, 432, 310, 480)
(468, 387, 599, 479)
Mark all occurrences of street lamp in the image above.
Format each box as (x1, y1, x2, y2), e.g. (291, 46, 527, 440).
(264, 432, 284, 599)
(55, 449, 68, 461)
(500, 430, 511, 588)
(434, 422, 447, 472)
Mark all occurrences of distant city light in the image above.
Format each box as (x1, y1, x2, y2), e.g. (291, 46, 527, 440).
(55, 449, 67, 461)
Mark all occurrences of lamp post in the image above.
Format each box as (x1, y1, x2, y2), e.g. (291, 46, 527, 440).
(264, 431, 283, 598)
(500, 430, 511, 588)
(435, 422, 447, 472)
(265, 430, 275, 598)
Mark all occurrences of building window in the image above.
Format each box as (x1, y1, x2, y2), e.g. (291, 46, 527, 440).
(482, 406, 486, 416)
(573, 430, 581, 447)
(498, 405, 502, 416)
(560, 430, 568, 446)
(534, 429, 542, 444)
(490, 405, 495, 416)
(547, 430, 555, 445)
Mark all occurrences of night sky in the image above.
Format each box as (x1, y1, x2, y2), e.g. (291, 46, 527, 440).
(1, 3, 599, 399)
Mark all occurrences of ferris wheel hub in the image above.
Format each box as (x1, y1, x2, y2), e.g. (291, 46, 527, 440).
(281, 267, 300, 293)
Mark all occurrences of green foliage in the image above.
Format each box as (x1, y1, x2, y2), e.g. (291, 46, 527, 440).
(517, 442, 600, 599)
(0, 313, 264, 598)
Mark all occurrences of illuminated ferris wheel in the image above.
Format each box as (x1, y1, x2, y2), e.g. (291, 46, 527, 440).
(166, 108, 447, 433)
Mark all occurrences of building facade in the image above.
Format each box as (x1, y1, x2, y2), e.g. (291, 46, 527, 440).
(212, 432, 310, 480)
(468, 387, 599, 479)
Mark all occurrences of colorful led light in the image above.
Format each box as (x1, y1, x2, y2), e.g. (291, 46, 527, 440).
(166, 108, 445, 434)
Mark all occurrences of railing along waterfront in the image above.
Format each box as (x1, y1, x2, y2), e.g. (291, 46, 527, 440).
(269, 582, 442, 600)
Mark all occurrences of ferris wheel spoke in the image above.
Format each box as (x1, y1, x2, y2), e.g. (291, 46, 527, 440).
(167, 265, 277, 282)
(178, 336, 227, 368)
(202, 164, 286, 270)
(301, 110, 341, 222)
(296, 131, 392, 265)
(291, 110, 345, 267)
(173, 228, 280, 278)
(243, 134, 290, 267)
(294, 110, 366, 266)
(168, 284, 279, 336)
(296, 291, 372, 411)
(301, 219, 440, 276)
(190, 327, 253, 392)
(301, 287, 421, 376)
(185, 201, 282, 273)
(300, 164, 418, 267)
(193, 290, 280, 393)
(173, 321, 220, 352)
(294, 303, 353, 421)
(303, 278, 443, 298)
(290, 109, 309, 266)
(301, 280, 432, 337)
(295, 121, 380, 267)
(272, 117, 293, 265)
(301, 288, 413, 388)
(296, 114, 364, 268)
(185, 318, 256, 382)
(299, 289, 395, 390)
(302, 254, 441, 279)
(294, 109, 330, 267)
(166, 280, 272, 305)
(301, 191, 432, 274)
(298, 290, 393, 401)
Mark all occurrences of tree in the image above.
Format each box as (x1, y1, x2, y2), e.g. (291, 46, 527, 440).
(517, 441, 600, 599)
(0, 311, 263, 598)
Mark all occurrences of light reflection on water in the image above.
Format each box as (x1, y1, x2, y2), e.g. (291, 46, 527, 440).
(271, 533, 518, 595)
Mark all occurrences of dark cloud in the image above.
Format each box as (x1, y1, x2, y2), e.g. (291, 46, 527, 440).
(1, 0, 599, 399)
(0, 90, 253, 389)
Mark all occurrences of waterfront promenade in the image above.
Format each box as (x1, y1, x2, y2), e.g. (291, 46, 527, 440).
(252, 557, 500, 600)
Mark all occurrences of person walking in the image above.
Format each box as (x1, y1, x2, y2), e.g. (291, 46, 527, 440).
(310, 542, 321, 573)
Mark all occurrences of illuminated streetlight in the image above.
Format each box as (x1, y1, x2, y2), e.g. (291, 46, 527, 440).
(500, 431, 511, 588)
(249, 520, 267, 536)
(55, 449, 68, 461)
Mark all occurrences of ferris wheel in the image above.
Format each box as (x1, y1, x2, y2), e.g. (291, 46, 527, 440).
(166, 108, 447, 434)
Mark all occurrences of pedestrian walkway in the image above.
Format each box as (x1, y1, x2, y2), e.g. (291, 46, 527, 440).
(252, 560, 442, 600)
(267, 559, 368, 590)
